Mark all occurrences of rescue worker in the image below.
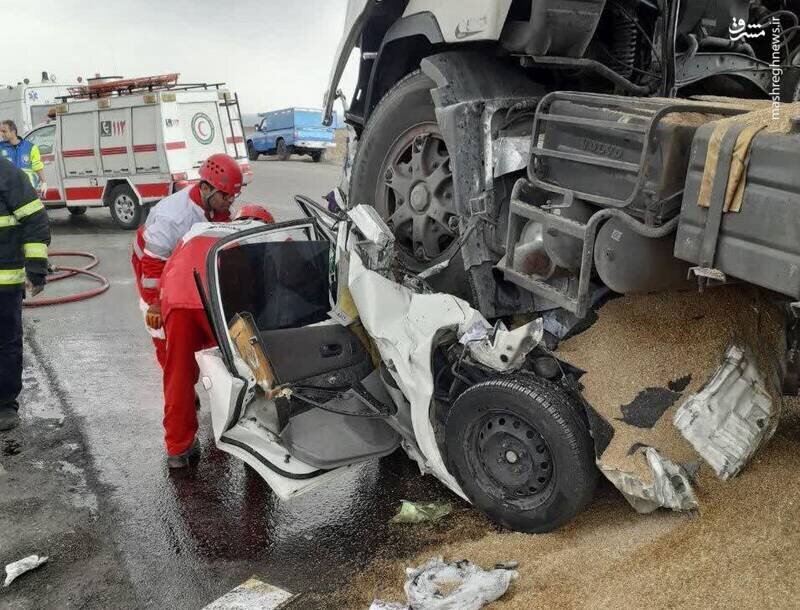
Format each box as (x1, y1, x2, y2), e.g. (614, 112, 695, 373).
(131, 153, 243, 367)
(0, 121, 46, 196)
(156, 204, 274, 468)
(0, 157, 50, 431)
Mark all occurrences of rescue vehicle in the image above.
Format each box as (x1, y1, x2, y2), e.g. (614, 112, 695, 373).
(25, 74, 251, 229)
(0, 72, 76, 135)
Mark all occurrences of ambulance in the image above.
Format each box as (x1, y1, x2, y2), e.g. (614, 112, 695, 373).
(26, 74, 251, 229)
(0, 72, 76, 134)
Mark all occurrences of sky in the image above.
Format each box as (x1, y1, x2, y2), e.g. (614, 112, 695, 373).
(2, 0, 359, 120)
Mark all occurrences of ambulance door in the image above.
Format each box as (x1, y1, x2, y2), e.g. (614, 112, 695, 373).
(178, 100, 226, 168)
(98, 108, 133, 176)
(61, 112, 99, 178)
(25, 124, 62, 202)
(132, 105, 165, 174)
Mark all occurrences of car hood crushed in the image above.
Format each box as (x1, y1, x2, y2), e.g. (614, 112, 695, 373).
(341, 204, 785, 514)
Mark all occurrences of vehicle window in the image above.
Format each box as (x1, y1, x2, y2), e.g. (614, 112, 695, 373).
(217, 239, 332, 331)
(261, 118, 269, 131)
(26, 124, 56, 155)
(29, 105, 51, 129)
(294, 110, 323, 128)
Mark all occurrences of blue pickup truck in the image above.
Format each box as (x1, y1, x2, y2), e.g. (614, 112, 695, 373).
(247, 107, 336, 162)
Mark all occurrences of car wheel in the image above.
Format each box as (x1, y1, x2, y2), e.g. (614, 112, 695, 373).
(68, 206, 87, 216)
(277, 139, 290, 161)
(108, 185, 142, 230)
(311, 150, 323, 163)
(445, 374, 597, 533)
(350, 70, 459, 274)
(247, 141, 260, 161)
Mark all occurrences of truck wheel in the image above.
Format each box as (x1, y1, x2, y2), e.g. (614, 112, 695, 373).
(108, 185, 142, 230)
(311, 150, 323, 163)
(247, 141, 260, 161)
(68, 206, 87, 216)
(350, 70, 459, 273)
(277, 139, 290, 161)
(445, 374, 597, 533)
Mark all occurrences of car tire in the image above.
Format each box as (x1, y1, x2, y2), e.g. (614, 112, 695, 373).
(311, 150, 323, 163)
(108, 184, 142, 230)
(349, 70, 460, 276)
(277, 139, 290, 161)
(67, 206, 87, 216)
(445, 374, 598, 533)
(247, 141, 260, 161)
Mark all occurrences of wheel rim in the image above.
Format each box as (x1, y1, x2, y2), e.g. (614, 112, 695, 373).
(378, 124, 459, 271)
(466, 410, 555, 509)
(114, 194, 136, 223)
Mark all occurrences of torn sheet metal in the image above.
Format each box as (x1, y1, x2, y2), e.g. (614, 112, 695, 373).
(466, 319, 544, 371)
(674, 344, 780, 480)
(599, 447, 698, 514)
(348, 204, 395, 273)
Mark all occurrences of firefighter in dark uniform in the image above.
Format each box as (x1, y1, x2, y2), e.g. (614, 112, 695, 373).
(0, 156, 50, 431)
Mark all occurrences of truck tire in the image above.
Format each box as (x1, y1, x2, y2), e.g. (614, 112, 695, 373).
(68, 206, 87, 216)
(247, 141, 260, 161)
(349, 70, 459, 273)
(277, 139, 290, 161)
(108, 184, 142, 230)
(444, 374, 598, 533)
(311, 150, 324, 163)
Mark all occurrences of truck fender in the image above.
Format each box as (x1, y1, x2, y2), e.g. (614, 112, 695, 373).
(362, 12, 445, 123)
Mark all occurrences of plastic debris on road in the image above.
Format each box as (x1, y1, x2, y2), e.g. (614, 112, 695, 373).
(4, 554, 48, 587)
(390, 500, 453, 524)
(371, 556, 518, 610)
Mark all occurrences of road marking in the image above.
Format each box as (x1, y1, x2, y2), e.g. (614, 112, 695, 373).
(203, 577, 295, 609)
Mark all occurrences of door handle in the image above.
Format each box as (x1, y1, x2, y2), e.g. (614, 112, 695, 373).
(320, 343, 342, 358)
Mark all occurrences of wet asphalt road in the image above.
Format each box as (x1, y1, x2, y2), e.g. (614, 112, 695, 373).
(14, 158, 453, 608)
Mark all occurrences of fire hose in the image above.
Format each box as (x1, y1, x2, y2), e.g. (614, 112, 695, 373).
(23, 251, 110, 308)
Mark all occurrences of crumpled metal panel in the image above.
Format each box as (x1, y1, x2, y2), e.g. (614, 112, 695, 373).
(599, 447, 699, 514)
(673, 344, 780, 480)
(465, 319, 544, 371)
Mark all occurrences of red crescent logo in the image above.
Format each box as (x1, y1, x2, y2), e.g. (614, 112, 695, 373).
(197, 121, 209, 137)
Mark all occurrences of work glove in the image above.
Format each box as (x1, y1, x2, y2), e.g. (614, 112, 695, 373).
(146, 302, 163, 330)
(26, 274, 46, 298)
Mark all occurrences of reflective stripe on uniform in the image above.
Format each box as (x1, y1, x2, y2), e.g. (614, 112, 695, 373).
(144, 246, 169, 260)
(23, 243, 48, 258)
(141, 277, 159, 289)
(13, 198, 44, 220)
(0, 215, 18, 228)
(0, 268, 26, 285)
(132, 240, 144, 259)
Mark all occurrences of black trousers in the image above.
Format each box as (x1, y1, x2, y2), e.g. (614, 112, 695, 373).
(0, 289, 23, 409)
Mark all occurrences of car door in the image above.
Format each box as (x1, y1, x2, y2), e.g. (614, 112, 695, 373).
(25, 124, 62, 202)
(253, 117, 269, 153)
(196, 218, 398, 498)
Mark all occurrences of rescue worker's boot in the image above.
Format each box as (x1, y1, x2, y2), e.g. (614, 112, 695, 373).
(167, 439, 200, 469)
(0, 401, 20, 432)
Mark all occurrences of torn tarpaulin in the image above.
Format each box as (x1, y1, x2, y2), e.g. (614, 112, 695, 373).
(674, 344, 780, 480)
(371, 556, 518, 610)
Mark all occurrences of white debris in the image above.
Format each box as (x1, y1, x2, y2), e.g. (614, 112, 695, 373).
(202, 577, 294, 609)
(371, 556, 518, 610)
(467, 319, 544, 372)
(599, 447, 698, 514)
(4, 555, 48, 587)
(674, 344, 780, 480)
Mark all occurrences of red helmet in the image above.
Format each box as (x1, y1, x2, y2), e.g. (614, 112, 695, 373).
(198, 154, 243, 196)
(236, 204, 274, 224)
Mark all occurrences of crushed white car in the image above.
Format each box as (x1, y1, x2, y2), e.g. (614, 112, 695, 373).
(195, 196, 784, 532)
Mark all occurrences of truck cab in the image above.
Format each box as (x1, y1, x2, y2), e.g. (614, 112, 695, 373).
(247, 107, 336, 162)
